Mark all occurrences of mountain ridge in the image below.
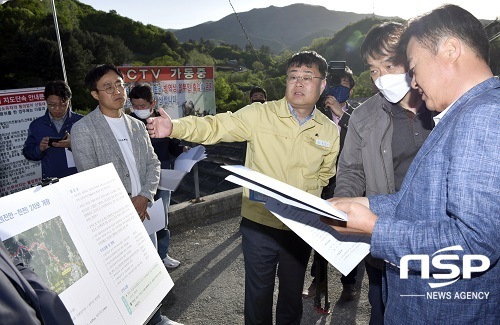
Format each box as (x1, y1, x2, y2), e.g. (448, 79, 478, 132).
(173, 4, 381, 53)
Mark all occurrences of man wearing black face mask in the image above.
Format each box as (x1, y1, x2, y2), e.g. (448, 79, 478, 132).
(322, 68, 356, 151)
(303, 67, 357, 301)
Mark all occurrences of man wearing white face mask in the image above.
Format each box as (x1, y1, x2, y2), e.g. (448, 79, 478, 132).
(333, 22, 434, 324)
(129, 84, 189, 271)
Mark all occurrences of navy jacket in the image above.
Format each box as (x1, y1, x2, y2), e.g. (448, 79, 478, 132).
(22, 109, 83, 179)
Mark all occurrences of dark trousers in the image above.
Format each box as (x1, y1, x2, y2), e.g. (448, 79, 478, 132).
(240, 218, 311, 325)
(365, 261, 384, 325)
(310, 250, 357, 285)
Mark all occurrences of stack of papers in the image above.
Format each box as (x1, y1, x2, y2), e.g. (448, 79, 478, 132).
(222, 165, 370, 276)
(159, 145, 207, 191)
(173, 144, 207, 171)
(222, 165, 346, 220)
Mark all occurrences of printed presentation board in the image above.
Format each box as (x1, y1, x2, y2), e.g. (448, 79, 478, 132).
(0, 87, 46, 197)
(0, 163, 173, 324)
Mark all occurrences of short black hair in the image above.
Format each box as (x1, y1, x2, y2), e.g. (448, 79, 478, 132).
(331, 66, 355, 90)
(286, 51, 328, 79)
(84, 64, 124, 91)
(129, 83, 154, 103)
(398, 4, 489, 63)
(44, 80, 72, 102)
(249, 87, 267, 100)
(360, 22, 405, 66)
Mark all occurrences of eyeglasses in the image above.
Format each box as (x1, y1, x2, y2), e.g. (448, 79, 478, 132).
(47, 101, 69, 110)
(286, 75, 324, 84)
(97, 82, 126, 94)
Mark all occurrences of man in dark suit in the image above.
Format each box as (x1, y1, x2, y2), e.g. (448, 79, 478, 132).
(0, 238, 73, 324)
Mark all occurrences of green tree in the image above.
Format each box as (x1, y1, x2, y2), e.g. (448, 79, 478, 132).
(187, 50, 215, 66)
(215, 76, 231, 113)
(352, 70, 376, 99)
(262, 77, 286, 101)
(148, 55, 183, 66)
(211, 45, 240, 61)
(252, 61, 265, 72)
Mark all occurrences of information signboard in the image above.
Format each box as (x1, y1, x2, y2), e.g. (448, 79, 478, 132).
(118, 66, 215, 119)
(0, 87, 45, 197)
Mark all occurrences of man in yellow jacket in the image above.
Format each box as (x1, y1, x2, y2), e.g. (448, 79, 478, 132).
(148, 51, 339, 324)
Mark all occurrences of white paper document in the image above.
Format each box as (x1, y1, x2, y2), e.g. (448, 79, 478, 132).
(174, 144, 207, 171)
(144, 198, 166, 235)
(266, 198, 370, 276)
(222, 165, 371, 275)
(0, 164, 173, 325)
(222, 165, 347, 220)
(65, 148, 75, 168)
(159, 169, 187, 191)
(159, 145, 207, 191)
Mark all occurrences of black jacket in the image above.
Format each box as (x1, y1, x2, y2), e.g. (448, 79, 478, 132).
(319, 102, 354, 198)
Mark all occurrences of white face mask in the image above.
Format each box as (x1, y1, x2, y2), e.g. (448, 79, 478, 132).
(374, 73, 412, 103)
(133, 109, 152, 119)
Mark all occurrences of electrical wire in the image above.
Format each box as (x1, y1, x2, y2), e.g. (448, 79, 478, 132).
(228, 0, 278, 96)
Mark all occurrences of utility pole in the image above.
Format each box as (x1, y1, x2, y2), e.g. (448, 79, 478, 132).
(51, 0, 68, 84)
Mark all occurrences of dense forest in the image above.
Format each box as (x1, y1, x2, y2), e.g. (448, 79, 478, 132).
(1, 0, 499, 113)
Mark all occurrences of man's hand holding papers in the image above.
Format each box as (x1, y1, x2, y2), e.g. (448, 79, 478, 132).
(324, 197, 377, 236)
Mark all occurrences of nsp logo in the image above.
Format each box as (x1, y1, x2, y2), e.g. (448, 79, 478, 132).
(400, 245, 490, 288)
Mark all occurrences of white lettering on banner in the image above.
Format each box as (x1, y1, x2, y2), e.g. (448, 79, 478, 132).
(170, 68, 181, 78)
(400, 245, 490, 288)
(126, 68, 161, 81)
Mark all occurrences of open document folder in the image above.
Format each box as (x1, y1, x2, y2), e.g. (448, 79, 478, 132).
(0, 163, 173, 324)
(159, 145, 207, 191)
(222, 165, 370, 276)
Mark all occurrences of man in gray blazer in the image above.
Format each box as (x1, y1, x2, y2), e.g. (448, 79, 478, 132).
(71, 64, 160, 222)
(71, 65, 180, 325)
